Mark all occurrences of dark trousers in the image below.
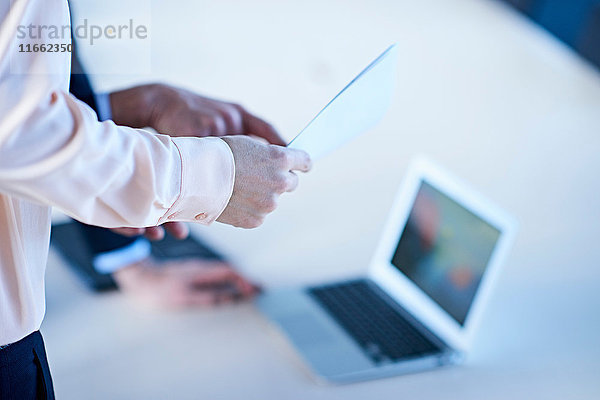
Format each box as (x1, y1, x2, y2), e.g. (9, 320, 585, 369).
(0, 331, 55, 400)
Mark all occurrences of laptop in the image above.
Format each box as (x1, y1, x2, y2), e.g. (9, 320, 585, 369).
(256, 157, 517, 383)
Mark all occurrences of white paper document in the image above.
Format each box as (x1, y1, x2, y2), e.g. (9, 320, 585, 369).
(288, 44, 398, 161)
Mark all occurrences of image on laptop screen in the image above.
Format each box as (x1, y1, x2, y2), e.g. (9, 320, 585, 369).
(391, 181, 501, 325)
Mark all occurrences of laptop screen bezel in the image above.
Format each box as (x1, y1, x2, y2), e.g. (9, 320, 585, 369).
(368, 157, 517, 351)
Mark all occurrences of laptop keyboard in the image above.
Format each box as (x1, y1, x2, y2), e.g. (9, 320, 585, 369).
(308, 280, 441, 364)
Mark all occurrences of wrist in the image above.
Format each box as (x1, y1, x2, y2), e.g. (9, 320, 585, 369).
(112, 259, 151, 289)
(109, 84, 163, 128)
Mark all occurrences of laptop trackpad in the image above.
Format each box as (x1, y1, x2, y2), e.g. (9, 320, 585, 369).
(277, 312, 338, 347)
(257, 289, 373, 377)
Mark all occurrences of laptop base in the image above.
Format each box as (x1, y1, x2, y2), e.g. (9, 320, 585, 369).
(256, 278, 460, 384)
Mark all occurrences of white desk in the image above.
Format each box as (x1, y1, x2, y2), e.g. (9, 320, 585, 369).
(44, 0, 600, 398)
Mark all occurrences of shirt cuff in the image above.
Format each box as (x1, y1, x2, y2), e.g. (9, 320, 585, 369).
(158, 137, 235, 225)
(93, 238, 152, 274)
(94, 92, 113, 122)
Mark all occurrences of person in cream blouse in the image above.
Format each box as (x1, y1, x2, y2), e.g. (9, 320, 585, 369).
(0, 2, 311, 397)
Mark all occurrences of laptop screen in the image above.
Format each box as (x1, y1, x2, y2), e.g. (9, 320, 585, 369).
(391, 181, 501, 325)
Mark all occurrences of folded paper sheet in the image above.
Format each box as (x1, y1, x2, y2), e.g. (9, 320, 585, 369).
(288, 44, 398, 161)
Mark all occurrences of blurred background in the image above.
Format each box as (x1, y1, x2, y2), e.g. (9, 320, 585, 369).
(45, 0, 599, 399)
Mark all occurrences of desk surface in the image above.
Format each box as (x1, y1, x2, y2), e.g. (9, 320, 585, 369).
(44, 0, 600, 398)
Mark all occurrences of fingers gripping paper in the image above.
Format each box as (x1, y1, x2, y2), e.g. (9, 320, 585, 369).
(288, 44, 398, 161)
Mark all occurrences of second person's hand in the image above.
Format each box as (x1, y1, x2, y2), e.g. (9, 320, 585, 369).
(113, 259, 259, 309)
(110, 83, 287, 145)
(109, 222, 189, 241)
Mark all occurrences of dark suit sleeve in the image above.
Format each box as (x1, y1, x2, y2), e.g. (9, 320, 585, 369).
(76, 223, 140, 255)
(68, 45, 139, 258)
(69, 46, 98, 111)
